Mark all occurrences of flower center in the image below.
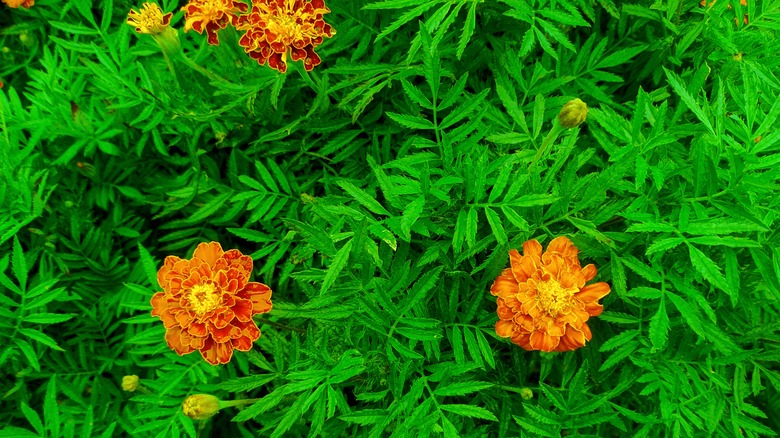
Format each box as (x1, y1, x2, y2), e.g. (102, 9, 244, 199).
(267, 12, 301, 41)
(188, 283, 221, 316)
(536, 279, 574, 316)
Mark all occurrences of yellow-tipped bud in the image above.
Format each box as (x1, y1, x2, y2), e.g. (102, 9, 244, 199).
(182, 394, 221, 420)
(520, 387, 534, 400)
(122, 375, 140, 392)
(558, 98, 588, 128)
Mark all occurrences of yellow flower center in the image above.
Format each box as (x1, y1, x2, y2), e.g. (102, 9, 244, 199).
(188, 283, 221, 315)
(536, 279, 574, 316)
(197, 0, 226, 20)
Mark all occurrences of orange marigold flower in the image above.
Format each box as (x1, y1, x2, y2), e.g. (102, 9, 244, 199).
(236, 0, 336, 73)
(151, 242, 273, 365)
(182, 0, 249, 45)
(127, 2, 173, 35)
(2, 0, 34, 9)
(490, 237, 611, 352)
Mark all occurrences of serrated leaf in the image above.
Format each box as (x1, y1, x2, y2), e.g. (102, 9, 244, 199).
(663, 67, 715, 136)
(21, 402, 44, 435)
(321, 239, 353, 295)
(434, 381, 494, 397)
(386, 112, 436, 130)
(599, 341, 638, 371)
(484, 207, 508, 246)
(137, 243, 158, 287)
(646, 237, 686, 255)
(456, 2, 477, 59)
(44, 376, 60, 437)
(688, 244, 729, 292)
(337, 180, 390, 216)
(439, 404, 498, 421)
(23, 313, 76, 324)
(19, 328, 65, 351)
(514, 415, 558, 437)
(474, 328, 496, 369)
(649, 297, 669, 351)
(599, 330, 640, 352)
(12, 236, 27, 291)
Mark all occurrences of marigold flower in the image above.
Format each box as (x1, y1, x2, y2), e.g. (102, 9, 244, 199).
(2, 0, 34, 9)
(181, 0, 249, 45)
(122, 375, 140, 392)
(151, 242, 273, 365)
(490, 237, 611, 352)
(236, 0, 336, 73)
(127, 2, 173, 35)
(182, 394, 221, 420)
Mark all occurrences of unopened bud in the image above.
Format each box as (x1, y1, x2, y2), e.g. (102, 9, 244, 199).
(122, 375, 140, 392)
(520, 387, 533, 400)
(182, 394, 221, 420)
(558, 98, 588, 129)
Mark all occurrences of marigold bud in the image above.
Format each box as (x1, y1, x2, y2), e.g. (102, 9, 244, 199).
(558, 98, 588, 129)
(182, 394, 221, 420)
(520, 387, 534, 400)
(122, 375, 140, 392)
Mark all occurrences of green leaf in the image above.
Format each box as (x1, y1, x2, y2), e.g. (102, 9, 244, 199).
(688, 244, 729, 292)
(20, 402, 44, 435)
(434, 381, 494, 397)
(44, 376, 60, 438)
(137, 242, 159, 288)
(456, 2, 477, 59)
(514, 415, 558, 437)
(648, 296, 669, 351)
(321, 239, 353, 295)
(484, 207, 508, 246)
(474, 328, 496, 369)
(398, 266, 443, 316)
(19, 328, 65, 351)
(663, 67, 715, 135)
(12, 236, 27, 291)
(439, 404, 498, 421)
(23, 313, 76, 324)
(386, 112, 436, 130)
(646, 237, 686, 255)
(336, 181, 390, 216)
(14, 339, 40, 372)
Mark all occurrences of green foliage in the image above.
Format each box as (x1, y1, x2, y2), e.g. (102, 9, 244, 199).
(1, 0, 779, 437)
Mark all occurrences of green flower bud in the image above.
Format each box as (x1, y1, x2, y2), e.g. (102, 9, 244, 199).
(182, 394, 221, 420)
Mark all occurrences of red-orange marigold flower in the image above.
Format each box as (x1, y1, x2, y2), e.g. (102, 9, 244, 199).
(236, 0, 336, 73)
(182, 0, 249, 45)
(490, 237, 611, 352)
(2, 0, 33, 8)
(151, 242, 273, 365)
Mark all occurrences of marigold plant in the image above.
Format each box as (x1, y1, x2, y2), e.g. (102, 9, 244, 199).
(236, 0, 336, 73)
(490, 237, 611, 352)
(150, 242, 273, 365)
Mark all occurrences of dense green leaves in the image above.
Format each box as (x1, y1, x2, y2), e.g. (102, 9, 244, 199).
(1, 0, 778, 436)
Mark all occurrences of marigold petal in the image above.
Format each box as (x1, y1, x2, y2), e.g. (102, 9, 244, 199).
(522, 239, 543, 259)
(150, 292, 167, 316)
(495, 320, 514, 338)
(546, 236, 574, 255)
(490, 269, 517, 297)
(160, 310, 179, 329)
(576, 282, 611, 303)
(157, 256, 181, 288)
(165, 326, 195, 355)
(193, 242, 223, 267)
(200, 337, 233, 365)
(233, 298, 254, 322)
(585, 302, 604, 317)
(212, 309, 235, 329)
(189, 321, 208, 337)
(239, 282, 273, 315)
(529, 330, 560, 352)
(580, 264, 597, 283)
(175, 311, 194, 329)
(511, 332, 533, 350)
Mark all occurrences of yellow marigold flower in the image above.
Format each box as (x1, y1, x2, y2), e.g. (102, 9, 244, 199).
(151, 242, 273, 365)
(2, 0, 34, 9)
(127, 2, 173, 35)
(122, 375, 140, 392)
(236, 0, 336, 73)
(182, 394, 221, 420)
(558, 98, 588, 129)
(182, 0, 249, 45)
(490, 237, 611, 352)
